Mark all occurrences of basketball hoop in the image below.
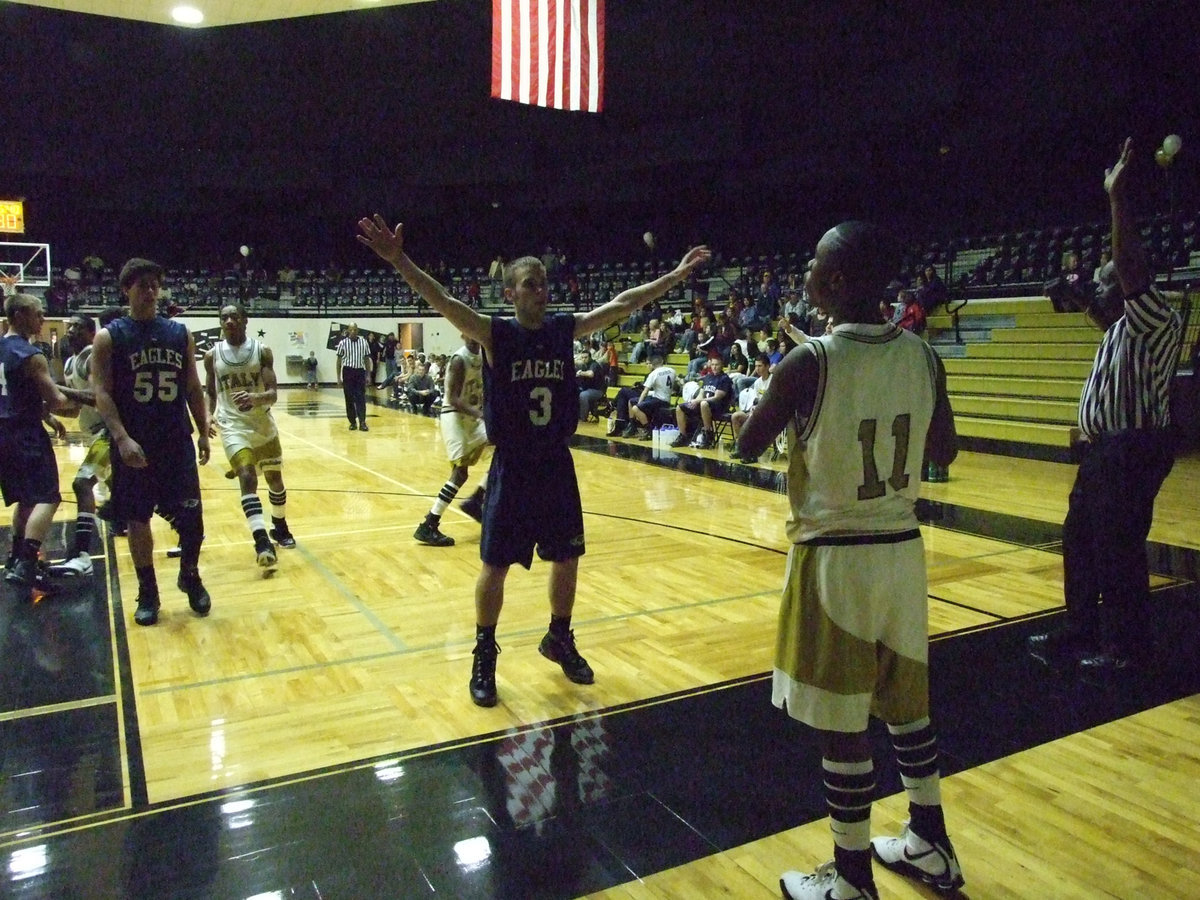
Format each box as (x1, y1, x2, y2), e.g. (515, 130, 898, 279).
(0, 271, 20, 298)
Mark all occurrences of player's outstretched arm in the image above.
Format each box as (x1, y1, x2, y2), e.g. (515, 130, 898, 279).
(357, 215, 492, 350)
(574, 246, 711, 339)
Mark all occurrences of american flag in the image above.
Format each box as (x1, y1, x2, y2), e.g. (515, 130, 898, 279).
(491, 0, 605, 113)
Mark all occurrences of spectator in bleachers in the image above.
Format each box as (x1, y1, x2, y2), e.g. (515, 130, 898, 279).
(603, 339, 619, 372)
(671, 357, 733, 449)
(1092, 249, 1111, 286)
(1045, 250, 1090, 312)
(576, 349, 606, 422)
(754, 268, 781, 325)
(626, 296, 662, 335)
(730, 353, 772, 462)
(687, 322, 720, 378)
(488, 253, 505, 282)
(614, 351, 677, 439)
(781, 289, 805, 324)
(916, 265, 948, 315)
(82, 252, 105, 284)
(678, 313, 707, 355)
(726, 342, 753, 393)
(896, 290, 927, 334)
(630, 318, 669, 364)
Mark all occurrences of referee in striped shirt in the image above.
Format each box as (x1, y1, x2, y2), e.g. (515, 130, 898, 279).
(1029, 138, 1184, 673)
(336, 323, 371, 431)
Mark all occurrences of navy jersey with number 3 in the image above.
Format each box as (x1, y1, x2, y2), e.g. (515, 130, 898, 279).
(483, 314, 578, 456)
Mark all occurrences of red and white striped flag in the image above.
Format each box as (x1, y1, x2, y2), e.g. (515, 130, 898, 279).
(491, 0, 605, 113)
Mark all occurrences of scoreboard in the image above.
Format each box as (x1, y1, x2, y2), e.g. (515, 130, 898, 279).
(0, 199, 25, 234)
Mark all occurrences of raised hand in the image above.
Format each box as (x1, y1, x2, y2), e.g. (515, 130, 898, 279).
(356, 215, 406, 266)
(1104, 137, 1133, 199)
(674, 246, 712, 277)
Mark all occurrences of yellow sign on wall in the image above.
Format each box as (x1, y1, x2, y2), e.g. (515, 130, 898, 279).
(0, 199, 25, 234)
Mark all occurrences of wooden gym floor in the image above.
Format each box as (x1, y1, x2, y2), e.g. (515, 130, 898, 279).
(1, 387, 1197, 898)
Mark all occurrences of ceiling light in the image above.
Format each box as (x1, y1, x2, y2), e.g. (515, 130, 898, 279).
(171, 6, 204, 26)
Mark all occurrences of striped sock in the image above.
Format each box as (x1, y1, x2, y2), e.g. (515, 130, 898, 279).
(241, 493, 266, 535)
(268, 488, 286, 520)
(431, 480, 461, 517)
(824, 757, 875, 887)
(889, 718, 947, 839)
(824, 757, 875, 850)
(73, 512, 97, 556)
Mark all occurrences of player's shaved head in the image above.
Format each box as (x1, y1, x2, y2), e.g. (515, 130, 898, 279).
(811, 222, 901, 322)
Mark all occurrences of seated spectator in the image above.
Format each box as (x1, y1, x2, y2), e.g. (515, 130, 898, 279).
(576, 349, 607, 421)
(671, 358, 733, 449)
(916, 264, 948, 314)
(736, 296, 763, 331)
(603, 339, 620, 372)
(896, 290, 926, 334)
(614, 352, 677, 438)
(1045, 251, 1091, 312)
(404, 362, 439, 414)
(630, 318, 670, 364)
(764, 337, 784, 366)
(726, 341, 755, 393)
(730, 353, 772, 462)
(687, 340, 721, 379)
(781, 289, 805, 324)
(1092, 249, 1111, 285)
(678, 313, 708, 355)
(754, 269, 781, 326)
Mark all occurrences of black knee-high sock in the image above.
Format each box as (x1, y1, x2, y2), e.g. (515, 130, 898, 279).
(73, 512, 97, 556)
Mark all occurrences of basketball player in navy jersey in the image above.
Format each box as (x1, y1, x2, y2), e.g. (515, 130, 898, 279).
(91, 258, 212, 626)
(0, 293, 75, 596)
(358, 214, 710, 707)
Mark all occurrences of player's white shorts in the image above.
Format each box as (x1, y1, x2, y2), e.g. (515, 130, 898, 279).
(772, 532, 929, 733)
(76, 429, 112, 484)
(219, 419, 283, 472)
(440, 411, 488, 467)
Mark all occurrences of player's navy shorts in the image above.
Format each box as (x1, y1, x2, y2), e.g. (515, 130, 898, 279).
(110, 434, 201, 523)
(0, 425, 62, 507)
(480, 444, 585, 569)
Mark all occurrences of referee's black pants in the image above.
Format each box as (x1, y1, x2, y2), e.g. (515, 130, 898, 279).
(1061, 428, 1174, 656)
(342, 367, 367, 427)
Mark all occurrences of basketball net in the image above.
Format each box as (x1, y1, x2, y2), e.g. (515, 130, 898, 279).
(0, 272, 19, 298)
